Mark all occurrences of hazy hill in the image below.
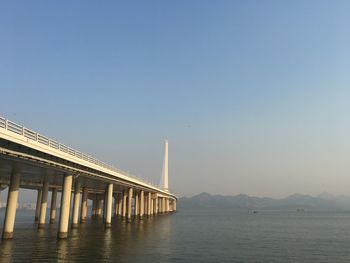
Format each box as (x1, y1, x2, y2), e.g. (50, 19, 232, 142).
(178, 192, 350, 211)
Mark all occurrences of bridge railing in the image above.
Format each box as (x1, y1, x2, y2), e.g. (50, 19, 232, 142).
(0, 116, 159, 189)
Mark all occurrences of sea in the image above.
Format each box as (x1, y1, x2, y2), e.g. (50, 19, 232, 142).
(1, 208, 350, 262)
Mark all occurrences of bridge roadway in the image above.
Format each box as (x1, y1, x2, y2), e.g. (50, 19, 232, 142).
(0, 117, 177, 239)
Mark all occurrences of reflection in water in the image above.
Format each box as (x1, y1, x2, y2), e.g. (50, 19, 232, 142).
(57, 239, 69, 261)
(1, 240, 13, 263)
(103, 227, 112, 260)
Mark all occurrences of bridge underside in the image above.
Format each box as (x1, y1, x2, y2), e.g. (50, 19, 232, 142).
(0, 138, 174, 195)
(0, 138, 177, 240)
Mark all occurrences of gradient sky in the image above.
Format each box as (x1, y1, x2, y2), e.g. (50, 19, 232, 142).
(1, 1, 350, 199)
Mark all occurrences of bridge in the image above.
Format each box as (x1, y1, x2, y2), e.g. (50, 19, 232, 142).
(0, 116, 177, 239)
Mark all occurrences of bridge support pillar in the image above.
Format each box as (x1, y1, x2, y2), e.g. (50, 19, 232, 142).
(140, 191, 144, 219)
(97, 199, 102, 217)
(91, 195, 97, 217)
(2, 171, 20, 239)
(34, 189, 42, 222)
(127, 188, 133, 221)
(122, 190, 127, 218)
(114, 194, 118, 216)
(58, 174, 73, 239)
(80, 187, 88, 223)
(150, 196, 153, 216)
(105, 183, 113, 227)
(158, 198, 161, 213)
(50, 188, 57, 224)
(38, 179, 49, 228)
(135, 192, 139, 217)
(154, 198, 158, 215)
(159, 198, 162, 214)
(103, 191, 107, 220)
(170, 200, 173, 212)
(72, 181, 81, 228)
(144, 196, 148, 216)
(118, 193, 123, 216)
(162, 197, 166, 213)
(148, 192, 151, 216)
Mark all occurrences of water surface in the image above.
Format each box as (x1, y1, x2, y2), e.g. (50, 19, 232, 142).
(1, 209, 350, 262)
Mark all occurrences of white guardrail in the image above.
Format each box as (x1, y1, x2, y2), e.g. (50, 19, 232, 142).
(0, 116, 158, 188)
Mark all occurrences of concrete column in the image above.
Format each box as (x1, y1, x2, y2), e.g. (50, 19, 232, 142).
(118, 193, 123, 216)
(150, 197, 153, 215)
(162, 197, 166, 213)
(158, 198, 161, 213)
(169, 200, 173, 212)
(154, 198, 158, 215)
(72, 181, 81, 228)
(50, 188, 57, 224)
(97, 199, 102, 216)
(127, 188, 133, 220)
(103, 192, 107, 219)
(159, 198, 161, 214)
(80, 187, 88, 223)
(34, 189, 42, 222)
(105, 183, 113, 227)
(38, 180, 49, 228)
(148, 192, 151, 216)
(114, 194, 118, 216)
(161, 197, 164, 213)
(135, 193, 139, 216)
(140, 190, 144, 219)
(2, 171, 20, 239)
(58, 174, 73, 239)
(174, 199, 177, 211)
(122, 190, 127, 218)
(102, 191, 106, 220)
(144, 196, 148, 216)
(92, 195, 97, 217)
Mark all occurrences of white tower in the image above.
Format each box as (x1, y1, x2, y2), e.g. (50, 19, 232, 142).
(163, 140, 169, 192)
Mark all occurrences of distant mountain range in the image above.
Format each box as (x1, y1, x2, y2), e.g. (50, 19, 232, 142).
(178, 192, 350, 211)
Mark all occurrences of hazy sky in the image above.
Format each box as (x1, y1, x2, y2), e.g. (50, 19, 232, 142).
(1, 1, 350, 198)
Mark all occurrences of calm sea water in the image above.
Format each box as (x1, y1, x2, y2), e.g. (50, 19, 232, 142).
(1, 209, 350, 262)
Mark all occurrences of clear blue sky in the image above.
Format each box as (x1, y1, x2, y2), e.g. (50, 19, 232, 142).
(1, 1, 350, 198)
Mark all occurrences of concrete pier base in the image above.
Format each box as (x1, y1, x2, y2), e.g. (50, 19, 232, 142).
(2, 171, 20, 240)
(58, 174, 73, 239)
